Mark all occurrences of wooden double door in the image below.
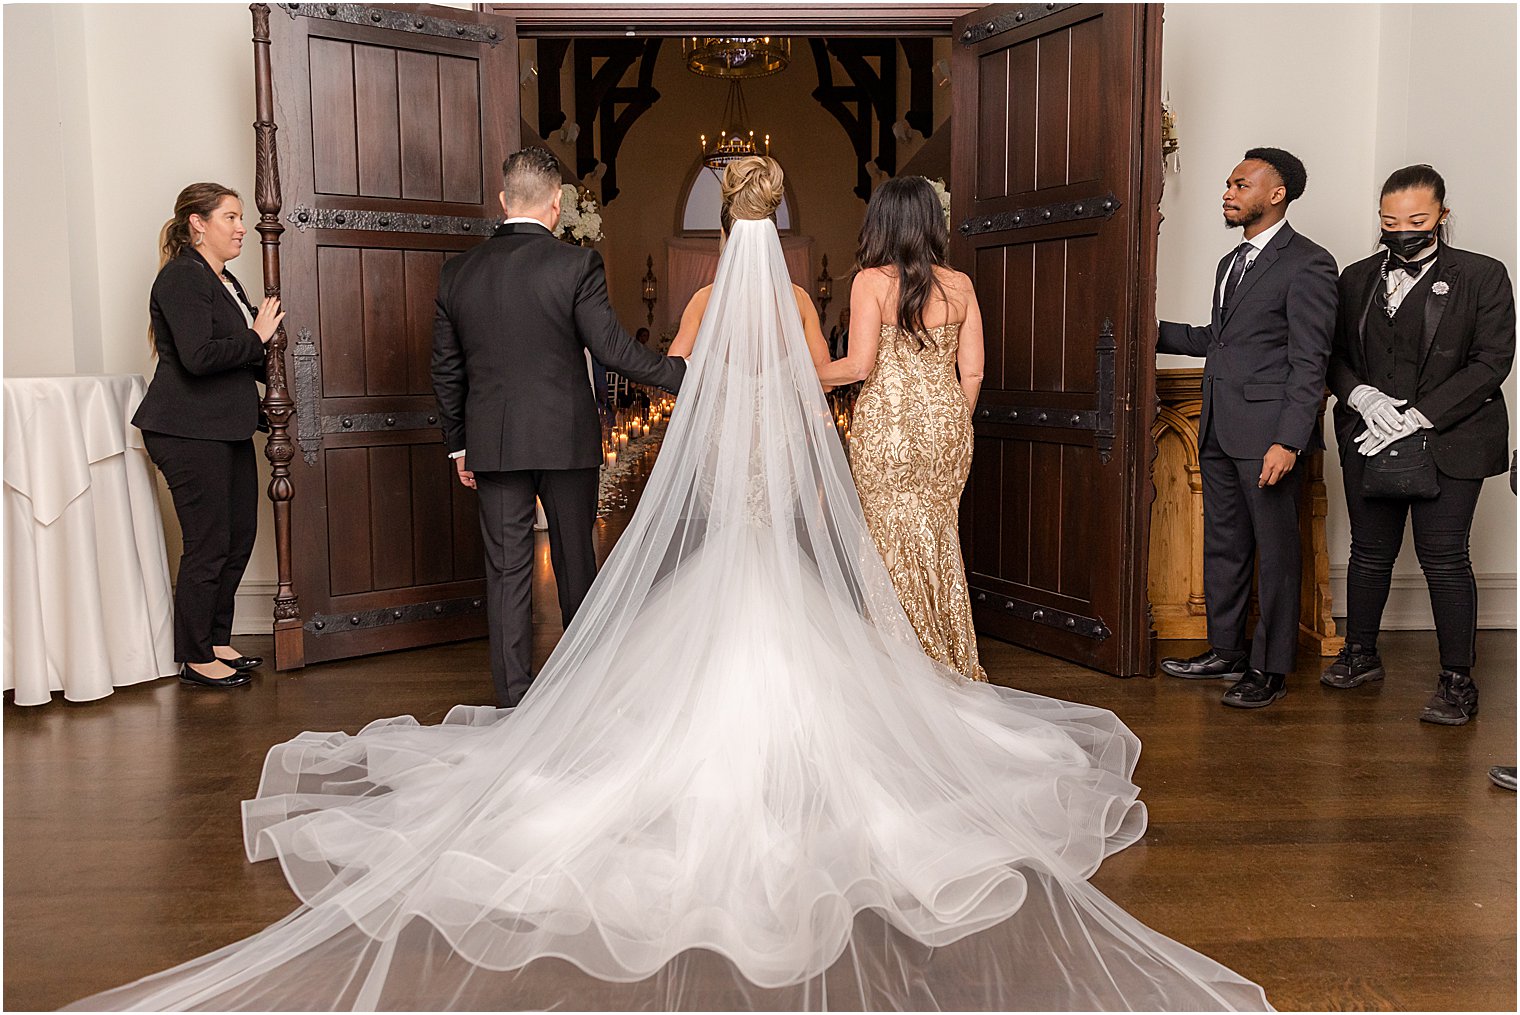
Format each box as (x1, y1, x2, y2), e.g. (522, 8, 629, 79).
(255, 2, 1162, 676)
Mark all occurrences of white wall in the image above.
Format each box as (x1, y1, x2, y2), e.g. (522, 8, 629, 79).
(1158, 3, 1517, 628)
(5, 4, 1515, 633)
(3, 4, 274, 629)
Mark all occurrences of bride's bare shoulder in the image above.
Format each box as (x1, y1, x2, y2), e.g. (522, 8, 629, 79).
(687, 285, 714, 311)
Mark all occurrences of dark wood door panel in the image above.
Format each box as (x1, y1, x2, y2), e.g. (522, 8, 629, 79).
(953, 3, 1162, 676)
(264, 2, 517, 669)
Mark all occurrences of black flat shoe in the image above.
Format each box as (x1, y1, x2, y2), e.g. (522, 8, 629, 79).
(1222, 670, 1286, 709)
(1159, 649, 1249, 680)
(215, 654, 263, 672)
(179, 663, 252, 688)
(1489, 766, 1517, 791)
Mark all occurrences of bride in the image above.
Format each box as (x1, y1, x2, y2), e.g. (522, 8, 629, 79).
(71, 159, 1271, 1011)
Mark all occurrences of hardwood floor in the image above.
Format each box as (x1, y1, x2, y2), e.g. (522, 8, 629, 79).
(5, 511, 1514, 1010)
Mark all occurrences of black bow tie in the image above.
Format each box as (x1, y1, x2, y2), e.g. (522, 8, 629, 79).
(1387, 251, 1436, 277)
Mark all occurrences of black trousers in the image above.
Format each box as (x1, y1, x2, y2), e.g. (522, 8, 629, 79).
(475, 468, 600, 707)
(1342, 452, 1483, 670)
(1199, 424, 1304, 674)
(143, 433, 259, 664)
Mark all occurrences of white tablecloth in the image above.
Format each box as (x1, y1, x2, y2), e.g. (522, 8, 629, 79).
(4, 375, 178, 705)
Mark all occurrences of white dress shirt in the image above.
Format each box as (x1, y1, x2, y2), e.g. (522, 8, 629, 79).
(1383, 238, 1439, 315)
(1217, 217, 1289, 309)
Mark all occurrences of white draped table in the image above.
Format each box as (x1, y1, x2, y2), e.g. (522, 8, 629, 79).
(4, 375, 178, 705)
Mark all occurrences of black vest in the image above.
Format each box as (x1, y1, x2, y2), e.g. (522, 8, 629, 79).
(1367, 267, 1436, 401)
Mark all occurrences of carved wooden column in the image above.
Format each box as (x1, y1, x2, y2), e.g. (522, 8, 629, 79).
(251, 3, 304, 667)
(1148, 368, 1342, 657)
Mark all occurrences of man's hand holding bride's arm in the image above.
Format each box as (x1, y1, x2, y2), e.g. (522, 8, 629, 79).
(575, 250, 686, 391)
(817, 272, 882, 387)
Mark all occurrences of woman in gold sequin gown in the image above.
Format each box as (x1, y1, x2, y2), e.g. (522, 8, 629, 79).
(819, 177, 988, 682)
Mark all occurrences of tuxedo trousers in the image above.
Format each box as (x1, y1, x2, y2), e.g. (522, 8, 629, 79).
(141, 432, 259, 663)
(475, 468, 599, 707)
(1198, 424, 1303, 674)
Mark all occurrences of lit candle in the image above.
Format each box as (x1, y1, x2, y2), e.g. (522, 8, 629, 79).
(642, 424, 650, 437)
(605, 449, 616, 467)
(618, 431, 629, 449)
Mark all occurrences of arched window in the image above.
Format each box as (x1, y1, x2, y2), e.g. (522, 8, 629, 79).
(677, 159, 794, 235)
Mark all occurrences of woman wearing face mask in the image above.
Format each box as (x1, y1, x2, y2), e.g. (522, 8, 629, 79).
(133, 183, 284, 688)
(1324, 165, 1515, 724)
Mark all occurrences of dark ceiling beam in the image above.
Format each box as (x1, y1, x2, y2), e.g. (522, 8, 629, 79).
(901, 38, 935, 140)
(535, 38, 571, 139)
(810, 38, 898, 200)
(572, 39, 664, 203)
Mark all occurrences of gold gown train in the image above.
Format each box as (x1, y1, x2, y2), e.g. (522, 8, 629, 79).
(849, 322, 988, 682)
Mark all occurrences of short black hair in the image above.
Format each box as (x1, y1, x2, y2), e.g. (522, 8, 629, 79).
(1243, 147, 1308, 204)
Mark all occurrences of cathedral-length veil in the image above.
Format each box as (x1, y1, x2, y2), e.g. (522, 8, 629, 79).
(71, 218, 1270, 1011)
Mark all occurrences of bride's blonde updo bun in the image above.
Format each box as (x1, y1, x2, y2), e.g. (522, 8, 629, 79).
(721, 156, 784, 225)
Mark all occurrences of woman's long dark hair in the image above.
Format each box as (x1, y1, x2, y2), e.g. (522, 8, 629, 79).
(855, 176, 949, 347)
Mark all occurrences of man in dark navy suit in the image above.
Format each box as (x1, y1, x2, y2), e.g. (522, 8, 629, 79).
(432, 147, 686, 707)
(1156, 148, 1339, 709)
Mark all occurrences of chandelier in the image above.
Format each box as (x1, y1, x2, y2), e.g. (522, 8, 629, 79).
(699, 79, 771, 171)
(683, 36, 791, 78)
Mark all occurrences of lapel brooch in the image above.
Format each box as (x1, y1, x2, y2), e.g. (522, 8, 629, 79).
(1432, 281, 1450, 295)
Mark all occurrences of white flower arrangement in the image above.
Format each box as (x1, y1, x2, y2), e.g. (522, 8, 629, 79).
(929, 178, 951, 233)
(558, 184, 604, 245)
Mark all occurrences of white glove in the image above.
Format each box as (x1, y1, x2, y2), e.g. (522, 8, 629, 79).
(1353, 413, 1418, 456)
(1404, 407, 1434, 430)
(1347, 385, 1409, 440)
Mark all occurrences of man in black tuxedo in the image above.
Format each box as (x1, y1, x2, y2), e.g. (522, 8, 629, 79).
(1156, 148, 1338, 708)
(433, 146, 686, 706)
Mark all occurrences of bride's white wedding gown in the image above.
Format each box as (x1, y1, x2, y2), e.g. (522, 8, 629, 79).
(71, 219, 1271, 1011)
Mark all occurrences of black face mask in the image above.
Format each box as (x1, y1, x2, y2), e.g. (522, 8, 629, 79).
(1381, 224, 1441, 259)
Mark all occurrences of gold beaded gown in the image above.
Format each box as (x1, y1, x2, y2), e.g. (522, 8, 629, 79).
(849, 322, 988, 682)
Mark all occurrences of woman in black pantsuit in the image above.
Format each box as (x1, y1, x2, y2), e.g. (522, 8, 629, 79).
(134, 183, 284, 687)
(1324, 165, 1515, 725)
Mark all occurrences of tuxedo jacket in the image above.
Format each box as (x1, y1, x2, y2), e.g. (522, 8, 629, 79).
(432, 222, 686, 472)
(1328, 243, 1515, 479)
(133, 249, 267, 442)
(1158, 222, 1339, 459)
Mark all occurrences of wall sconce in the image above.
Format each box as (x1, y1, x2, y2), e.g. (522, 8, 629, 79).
(815, 254, 833, 319)
(1161, 91, 1181, 173)
(641, 255, 658, 325)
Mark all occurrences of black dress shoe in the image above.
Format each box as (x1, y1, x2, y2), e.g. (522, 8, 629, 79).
(1420, 670, 1478, 725)
(1489, 766, 1517, 791)
(1222, 670, 1286, 709)
(215, 653, 263, 672)
(1159, 649, 1249, 680)
(179, 663, 252, 688)
(1320, 642, 1385, 689)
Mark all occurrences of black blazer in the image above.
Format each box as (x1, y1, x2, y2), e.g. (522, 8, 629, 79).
(133, 250, 267, 441)
(1328, 244, 1515, 479)
(1158, 222, 1340, 459)
(431, 222, 686, 472)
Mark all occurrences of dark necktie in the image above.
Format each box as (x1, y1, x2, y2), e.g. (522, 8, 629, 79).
(1220, 241, 1254, 314)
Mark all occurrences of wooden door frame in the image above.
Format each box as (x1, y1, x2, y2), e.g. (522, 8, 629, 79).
(479, 3, 979, 36)
(948, 3, 1164, 677)
(251, 1, 519, 668)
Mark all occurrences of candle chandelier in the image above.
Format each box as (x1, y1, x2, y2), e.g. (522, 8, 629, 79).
(687, 37, 788, 172)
